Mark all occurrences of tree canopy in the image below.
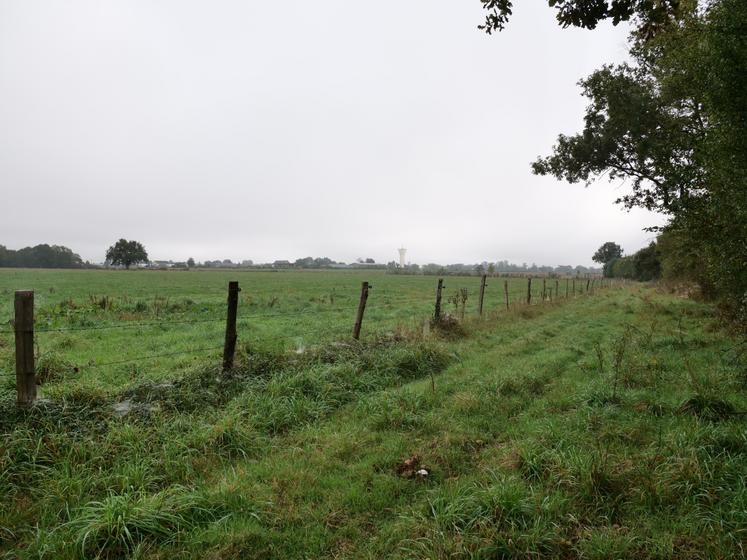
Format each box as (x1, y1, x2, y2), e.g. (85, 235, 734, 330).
(593, 242, 624, 265)
(520, 0, 746, 326)
(479, 0, 681, 35)
(105, 239, 148, 269)
(0, 244, 84, 269)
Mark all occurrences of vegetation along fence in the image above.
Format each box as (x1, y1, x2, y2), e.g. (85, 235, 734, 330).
(5, 275, 617, 408)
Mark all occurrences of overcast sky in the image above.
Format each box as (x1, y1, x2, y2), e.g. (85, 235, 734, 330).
(0, 1, 663, 266)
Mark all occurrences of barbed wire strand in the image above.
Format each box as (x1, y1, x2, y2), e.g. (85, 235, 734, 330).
(85, 345, 225, 369)
(0, 286, 609, 378)
(2, 296, 435, 335)
(0, 281, 600, 336)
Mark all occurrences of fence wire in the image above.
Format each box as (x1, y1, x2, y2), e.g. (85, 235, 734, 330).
(86, 345, 225, 369)
(1, 278, 610, 382)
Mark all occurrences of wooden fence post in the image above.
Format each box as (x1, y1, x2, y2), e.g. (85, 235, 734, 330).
(478, 275, 487, 317)
(222, 281, 240, 372)
(586, 277, 591, 294)
(434, 278, 444, 322)
(527, 277, 532, 305)
(555, 279, 559, 300)
(504, 279, 509, 311)
(352, 281, 370, 340)
(565, 278, 569, 298)
(14, 291, 36, 407)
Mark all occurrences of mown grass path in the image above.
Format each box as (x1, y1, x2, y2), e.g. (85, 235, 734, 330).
(2, 285, 745, 559)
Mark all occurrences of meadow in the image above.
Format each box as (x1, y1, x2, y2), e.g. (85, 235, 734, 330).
(0, 269, 555, 398)
(1, 269, 745, 559)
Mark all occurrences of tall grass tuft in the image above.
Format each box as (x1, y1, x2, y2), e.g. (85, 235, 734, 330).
(64, 485, 224, 557)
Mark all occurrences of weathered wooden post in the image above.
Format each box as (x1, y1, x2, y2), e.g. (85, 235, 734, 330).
(478, 275, 487, 317)
(504, 279, 509, 311)
(542, 278, 547, 302)
(222, 281, 240, 371)
(352, 281, 370, 340)
(586, 277, 591, 294)
(565, 278, 569, 298)
(434, 278, 444, 322)
(555, 279, 559, 300)
(15, 291, 36, 407)
(527, 277, 532, 305)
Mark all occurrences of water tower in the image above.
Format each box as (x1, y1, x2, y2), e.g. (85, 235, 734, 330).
(397, 247, 407, 268)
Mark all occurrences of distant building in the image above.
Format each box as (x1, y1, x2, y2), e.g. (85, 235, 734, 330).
(398, 247, 407, 268)
(149, 260, 174, 268)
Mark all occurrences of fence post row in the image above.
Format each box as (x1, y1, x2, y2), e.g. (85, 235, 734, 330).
(14, 290, 36, 407)
(222, 281, 240, 372)
(478, 275, 487, 317)
(10, 273, 611, 399)
(434, 278, 444, 322)
(352, 281, 370, 340)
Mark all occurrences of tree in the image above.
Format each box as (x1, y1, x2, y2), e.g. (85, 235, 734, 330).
(187, 258, 195, 268)
(525, 0, 747, 326)
(593, 242, 623, 265)
(105, 239, 148, 269)
(478, 0, 680, 36)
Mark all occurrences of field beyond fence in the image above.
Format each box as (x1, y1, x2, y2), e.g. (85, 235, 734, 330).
(0, 269, 612, 405)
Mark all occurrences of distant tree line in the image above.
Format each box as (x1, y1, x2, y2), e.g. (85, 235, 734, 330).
(0, 244, 84, 268)
(386, 260, 600, 277)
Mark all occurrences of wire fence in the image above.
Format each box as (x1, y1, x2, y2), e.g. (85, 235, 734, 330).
(1, 276, 617, 390)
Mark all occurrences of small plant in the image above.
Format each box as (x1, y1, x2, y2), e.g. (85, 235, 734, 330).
(610, 327, 632, 400)
(36, 351, 75, 384)
(678, 395, 735, 420)
(89, 294, 112, 310)
(459, 289, 469, 319)
(593, 341, 605, 374)
(448, 291, 460, 314)
(430, 314, 466, 339)
(445, 289, 469, 319)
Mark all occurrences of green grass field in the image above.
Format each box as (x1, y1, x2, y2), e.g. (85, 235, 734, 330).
(0, 269, 561, 398)
(1, 270, 745, 559)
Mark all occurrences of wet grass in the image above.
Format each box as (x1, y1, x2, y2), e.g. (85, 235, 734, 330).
(0, 274, 744, 558)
